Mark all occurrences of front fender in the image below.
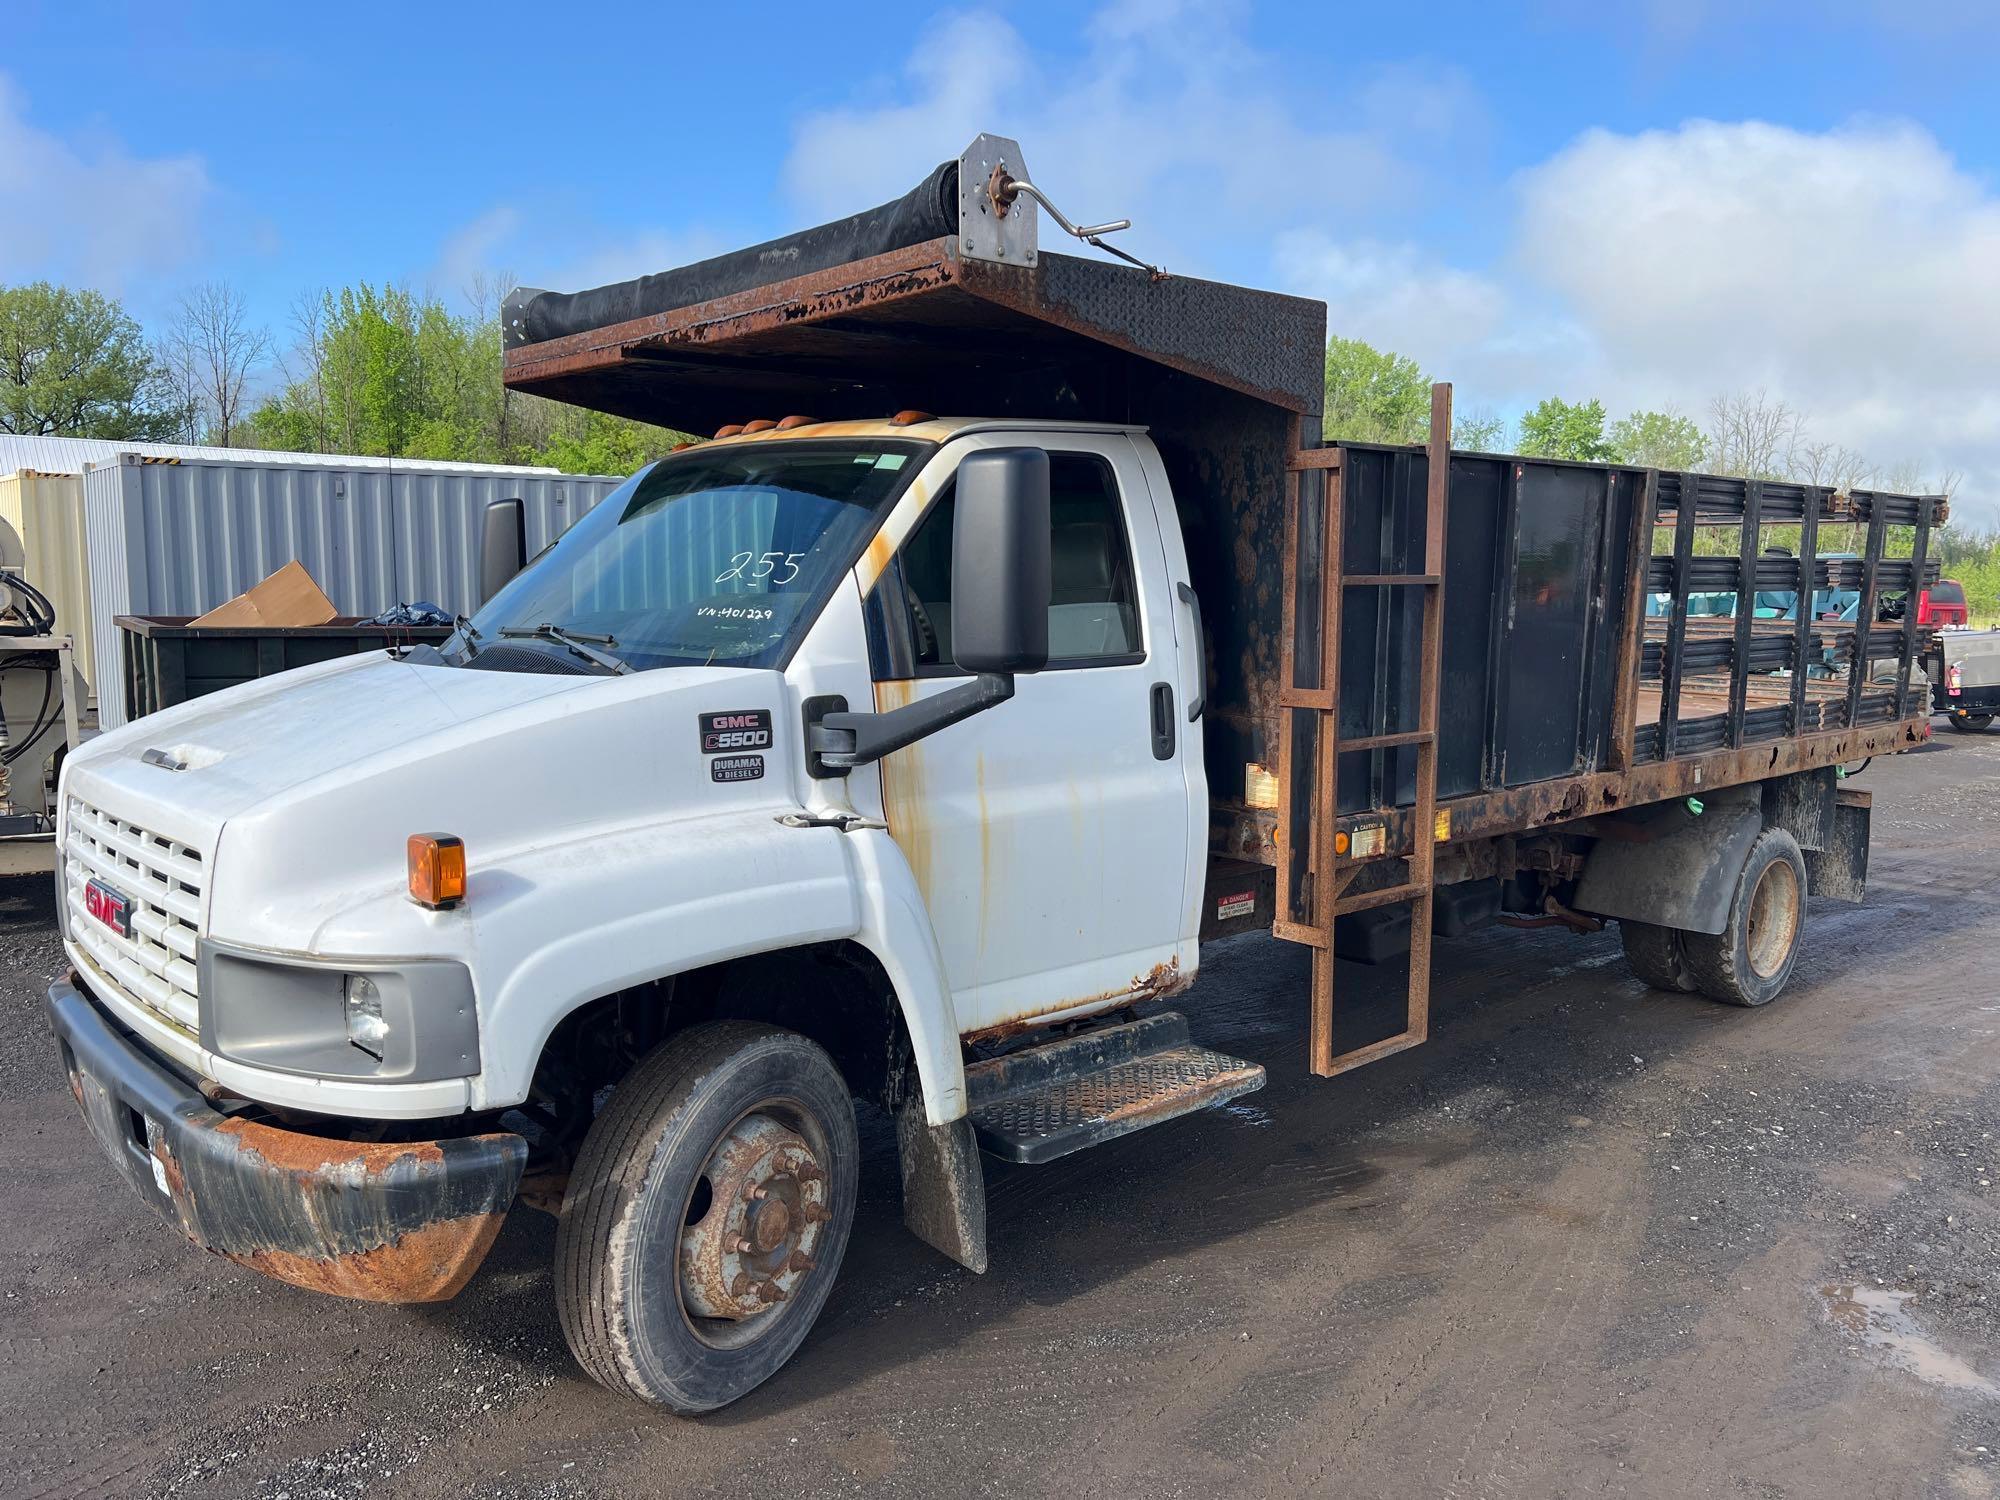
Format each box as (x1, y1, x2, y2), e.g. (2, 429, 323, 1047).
(474, 813, 855, 1105)
(470, 814, 968, 1127)
(839, 827, 966, 1125)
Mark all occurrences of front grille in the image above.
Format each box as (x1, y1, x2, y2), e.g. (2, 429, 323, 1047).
(63, 796, 204, 1034)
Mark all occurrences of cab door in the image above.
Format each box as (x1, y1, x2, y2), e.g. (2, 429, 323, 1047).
(859, 431, 1196, 1035)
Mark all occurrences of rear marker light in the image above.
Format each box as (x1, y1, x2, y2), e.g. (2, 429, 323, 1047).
(408, 833, 466, 909)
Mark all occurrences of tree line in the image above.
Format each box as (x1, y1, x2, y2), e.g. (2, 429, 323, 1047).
(0, 279, 681, 475)
(3, 284, 1990, 613)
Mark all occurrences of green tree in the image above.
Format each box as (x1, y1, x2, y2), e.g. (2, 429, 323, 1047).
(1454, 410, 1509, 453)
(528, 408, 676, 474)
(1517, 396, 1616, 462)
(249, 280, 680, 473)
(1609, 408, 1706, 471)
(1323, 336, 1430, 444)
(0, 282, 188, 438)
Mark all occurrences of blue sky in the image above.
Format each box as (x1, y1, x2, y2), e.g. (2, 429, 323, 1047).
(7, 0, 1998, 510)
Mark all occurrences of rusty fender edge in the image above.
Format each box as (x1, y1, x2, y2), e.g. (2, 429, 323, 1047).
(45, 974, 525, 1303)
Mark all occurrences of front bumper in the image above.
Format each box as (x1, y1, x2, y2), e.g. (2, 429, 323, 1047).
(47, 972, 526, 1303)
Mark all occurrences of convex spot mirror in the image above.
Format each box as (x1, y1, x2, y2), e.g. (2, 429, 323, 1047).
(950, 447, 1051, 675)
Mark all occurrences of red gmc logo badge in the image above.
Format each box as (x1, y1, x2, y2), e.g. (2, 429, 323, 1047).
(84, 878, 133, 938)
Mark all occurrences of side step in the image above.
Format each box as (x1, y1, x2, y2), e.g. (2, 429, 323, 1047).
(964, 1012, 1265, 1165)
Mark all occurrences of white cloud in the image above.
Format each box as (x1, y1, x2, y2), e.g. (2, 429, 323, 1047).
(1274, 233, 1512, 370)
(1510, 118, 2000, 512)
(783, 2, 1443, 280)
(784, 10, 1994, 518)
(426, 205, 728, 308)
(432, 206, 522, 304)
(0, 74, 211, 289)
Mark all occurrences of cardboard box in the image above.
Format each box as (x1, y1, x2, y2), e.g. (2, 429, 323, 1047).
(190, 560, 338, 629)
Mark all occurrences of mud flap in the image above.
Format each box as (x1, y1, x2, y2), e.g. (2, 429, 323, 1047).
(1762, 767, 1838, 852)
(1804, 789, 1870, 902)
(896, 1093, 988, 1274)
(1572, 786, 1763, 936)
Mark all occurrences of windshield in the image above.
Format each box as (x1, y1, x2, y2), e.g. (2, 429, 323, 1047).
(460, 439, 929, 672)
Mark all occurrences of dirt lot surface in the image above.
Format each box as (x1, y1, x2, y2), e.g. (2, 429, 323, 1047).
(6, 731, 2000, 1498)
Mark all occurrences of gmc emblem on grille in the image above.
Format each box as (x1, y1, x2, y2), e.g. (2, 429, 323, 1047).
(84, 878, 133, 938)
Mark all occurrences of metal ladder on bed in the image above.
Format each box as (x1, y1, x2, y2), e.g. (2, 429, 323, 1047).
(1277, 384, 1452, 1077)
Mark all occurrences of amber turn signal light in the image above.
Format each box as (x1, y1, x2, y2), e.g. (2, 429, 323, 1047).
(408, 833, 466, 909)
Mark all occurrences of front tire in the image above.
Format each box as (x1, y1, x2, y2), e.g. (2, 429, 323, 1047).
(1683, 829, 1808, 1007)
(555, 1021, 859, 1412)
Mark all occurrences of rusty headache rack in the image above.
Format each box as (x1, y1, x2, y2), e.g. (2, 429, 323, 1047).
(504, 132, 1946, 1083)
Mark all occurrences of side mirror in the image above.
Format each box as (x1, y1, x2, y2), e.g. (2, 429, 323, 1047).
(950, 448, 1051, 675)
(804, 448, 1051, 776)
(479, 498, 527, 604)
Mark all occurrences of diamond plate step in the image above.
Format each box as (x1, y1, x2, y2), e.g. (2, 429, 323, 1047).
(963, 1012, 1265, 1165)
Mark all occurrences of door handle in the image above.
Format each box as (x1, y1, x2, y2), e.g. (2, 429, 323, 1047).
(1150, 681, 1176, 760)
(1176, 581, 1206, 721)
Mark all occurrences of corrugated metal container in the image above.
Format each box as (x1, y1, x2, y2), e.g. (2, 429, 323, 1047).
(84, 454, 625, 727)
(0, 470, 95, 705)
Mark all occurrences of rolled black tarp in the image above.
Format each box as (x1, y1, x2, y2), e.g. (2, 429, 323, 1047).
(505, 160, 961, 349)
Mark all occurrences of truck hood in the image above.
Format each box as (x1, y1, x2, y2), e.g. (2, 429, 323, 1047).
(63, 653, 789, 877)
(67, 655, 590, 840)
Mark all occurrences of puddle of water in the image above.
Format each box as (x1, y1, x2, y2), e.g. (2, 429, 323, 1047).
(1820, 1283, 2000, 1399)
(1219, 1101, 1275, 1129)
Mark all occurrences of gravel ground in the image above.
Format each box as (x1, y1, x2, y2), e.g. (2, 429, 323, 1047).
(5, 730, 2000, 1498)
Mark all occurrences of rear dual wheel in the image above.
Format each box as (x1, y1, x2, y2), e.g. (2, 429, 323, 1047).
(1947, 712, 1993, 733)
(1622, 828, 1808, 1008)
(555, 1022, 858, 1412)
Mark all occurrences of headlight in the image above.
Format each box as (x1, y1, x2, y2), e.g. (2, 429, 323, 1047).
(198, 940, 479, 1082)
(344, 974, 390, 1059)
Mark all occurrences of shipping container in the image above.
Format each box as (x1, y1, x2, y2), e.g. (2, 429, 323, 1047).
(0, 470, 95, 706)
(81, 454, 625, 727)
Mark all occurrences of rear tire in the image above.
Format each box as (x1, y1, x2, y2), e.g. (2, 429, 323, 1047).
(1683, 828, 1807, 1007)
(1947, 712, 1992, 733)
(555, 1021, 859, 1412)
(1620, 920, 1698, 993)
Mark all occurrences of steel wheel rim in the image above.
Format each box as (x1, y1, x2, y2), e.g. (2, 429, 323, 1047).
(674, 1097, 831, 1352)
(1745, 859, 1801, 979)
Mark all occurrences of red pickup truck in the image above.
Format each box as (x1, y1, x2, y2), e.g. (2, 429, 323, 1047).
(1919, 580, 1969, 628)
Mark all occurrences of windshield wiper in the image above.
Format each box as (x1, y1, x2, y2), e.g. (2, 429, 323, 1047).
(499, 622, 632, 675)
(450, 614, 483, 661)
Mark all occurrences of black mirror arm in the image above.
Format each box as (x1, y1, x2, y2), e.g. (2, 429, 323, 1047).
(809, 673, 1015, 770)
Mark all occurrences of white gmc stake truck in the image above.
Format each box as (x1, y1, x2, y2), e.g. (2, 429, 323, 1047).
(47, 137, 1937, 1412)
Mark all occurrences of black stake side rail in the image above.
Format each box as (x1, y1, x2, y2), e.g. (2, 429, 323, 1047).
(1273, 456, 1944, 910)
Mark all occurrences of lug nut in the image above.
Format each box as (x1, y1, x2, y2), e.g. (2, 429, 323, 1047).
(758, 1280, 788, 1304)
(787, 1251, 816, 1273)
(734, 1238, 754, 1254)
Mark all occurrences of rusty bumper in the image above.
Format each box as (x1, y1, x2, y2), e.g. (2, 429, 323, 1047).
(47, 974, 526, 1303)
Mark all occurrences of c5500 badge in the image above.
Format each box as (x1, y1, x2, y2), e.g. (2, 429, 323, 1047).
(700, 709, 772, 754)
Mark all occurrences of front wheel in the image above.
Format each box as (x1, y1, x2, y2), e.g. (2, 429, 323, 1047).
(1683, 829, 1808, 1007)
(555, 1021, 859, 1412)
(1947, 712, 1993, 733)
